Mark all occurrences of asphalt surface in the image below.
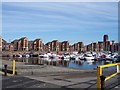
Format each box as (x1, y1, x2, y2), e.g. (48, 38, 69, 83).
(2, 76, 61, 88)
(1, 71, 97, 89)
(105, 73, 120, 89)
(1, 72, 120, 89)
(1, 63, 120, 89)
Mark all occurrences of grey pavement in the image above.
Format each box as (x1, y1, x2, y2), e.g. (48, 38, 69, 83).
(1, 72, 120, 89)
(24, 72, 97, 88)
(1, 64, 120, 89)
(2, 76, 61, 88)
(105, 73, 120, 89)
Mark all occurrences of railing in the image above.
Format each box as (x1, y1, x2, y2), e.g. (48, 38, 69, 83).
(0, 60, 16, 76)
(97, 63, 120, 90)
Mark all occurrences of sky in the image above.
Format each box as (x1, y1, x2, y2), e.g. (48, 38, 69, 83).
(2, 2, 118, 45)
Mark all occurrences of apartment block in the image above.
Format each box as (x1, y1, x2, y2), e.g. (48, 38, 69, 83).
(113, 43, 120, 52)
(33, 39, 44, 51)
(92, 43, 97, 51)
(74, 42, 84, 52)
(11, 37, 28, 51)
(28, 41, 34, 51)
(20, 37, 28, 51)
(69, 45, 74, 52)
(45, 42, 51, 52)
(97, 41, 104, 52)
(61, 41, 69, 51)
(51, 40, 60, 52)
(1, 34, 119, 52)
(5, 43, 14, 51)
(1, 38, 7, 51)
(11, 39, 19, 51)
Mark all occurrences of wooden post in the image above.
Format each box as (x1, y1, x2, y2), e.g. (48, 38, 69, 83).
(100, 75, 106, 90)
(4, 64, 7, 76)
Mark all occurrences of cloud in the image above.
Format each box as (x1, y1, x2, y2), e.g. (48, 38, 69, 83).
(2, 2, 118, 43)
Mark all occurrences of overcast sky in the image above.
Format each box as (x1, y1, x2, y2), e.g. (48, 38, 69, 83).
(2, 2, 118, 45)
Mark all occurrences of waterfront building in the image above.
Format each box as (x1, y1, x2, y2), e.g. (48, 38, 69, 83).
(1, 38, 7, 51)
(74, 43, 77, 51)
(72, 42, 84, 52)
(59, 42, 62, 51)
(78, 42, 83, 52)
(12, 37, 28, 51)
(86, 44, 91, 51)
(103, 34, 109, 51)
(92, 42, 97, 51)
(45, 42, 51, 52)
(69, 45, 74, 52)
(11, 39, 19, 51)
(1, 34, 119, 52)
(106, 41, 111, 51)
(109, 40, 115, 52)
(33, 39, 44, 51)
(113, 43, 120, 52)
(103, 34, 108, 42)
(97, 41, 104, 52)
(5, 43, 14, 51)
(61, 41, 69, 51)
(28, 41, 34, 51)
(83, 45, 87, 52)
(19, 37, 28, 51)
(51, 40, 60, 52)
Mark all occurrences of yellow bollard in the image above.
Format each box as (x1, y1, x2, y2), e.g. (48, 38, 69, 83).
(12, 60, 16, 75)
(117, 63, 120, 73)
(97, 66, 102, 90)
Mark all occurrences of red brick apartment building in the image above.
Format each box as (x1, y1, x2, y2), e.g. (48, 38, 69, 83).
(33, 39, 44, 51)
(69, 45, 74, 52)
(45, 42, 51, 52)
(51, 40, 60, 52)
(45, 40, 69, 52)
(1, 35, 120, 52)
(61, 41, 69, 51)
(0, 36, 7, 51)
(11, 37, 28, 51)
(5, 43, 14, 51)
(97, 41, 104, 52)
(28, 41, 34, 51)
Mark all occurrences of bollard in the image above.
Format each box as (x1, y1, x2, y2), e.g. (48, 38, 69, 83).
(12, 60, 16, 75)
(117, 64, 119, 73)
(100, 75, 106, 90)
(4, 64, 7, 76)
(97, 66, 102, 90)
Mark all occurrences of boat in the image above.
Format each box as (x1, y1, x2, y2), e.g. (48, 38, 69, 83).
(62, 53, 70, 61)
(39, 54, 44, 58)
(84, 54, 95, 62)
(75, 55, 82, 61)
(49, 53, 57, 59)
(31, 54, 39, 57)
(22, 54, 30, 58)
(16, 54, 22, 58)
(70, 54, 76, 60)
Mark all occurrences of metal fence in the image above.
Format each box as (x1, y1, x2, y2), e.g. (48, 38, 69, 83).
(97, 63, 120, 90)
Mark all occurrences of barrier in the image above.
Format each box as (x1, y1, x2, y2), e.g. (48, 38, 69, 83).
(97, 63, 120, 90)
(12, 60, 16, 75)
(0, 60, 16, 76)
